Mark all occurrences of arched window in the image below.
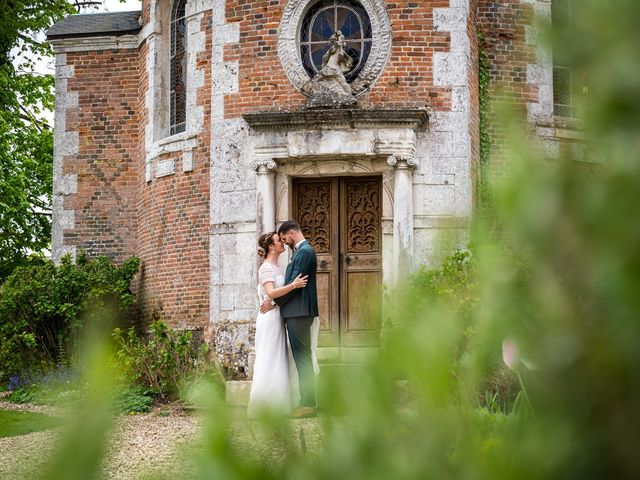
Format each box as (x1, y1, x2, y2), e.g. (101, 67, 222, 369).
(299, 0, 372, 83)
(170, 0, 187, 135)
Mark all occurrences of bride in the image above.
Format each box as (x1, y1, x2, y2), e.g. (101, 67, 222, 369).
(247, 231, 308, 417)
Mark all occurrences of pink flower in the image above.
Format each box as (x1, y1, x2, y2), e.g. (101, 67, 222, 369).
(502, 338, 520, 369)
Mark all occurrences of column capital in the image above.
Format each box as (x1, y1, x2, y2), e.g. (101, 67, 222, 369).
(249, 160, 277, 173)
(387, 155, 418, 170)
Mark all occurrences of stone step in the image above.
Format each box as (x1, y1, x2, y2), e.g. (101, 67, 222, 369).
(316, 346, 379, 364)
(225, 380, 252, 407)
(225, 362, 373, 407)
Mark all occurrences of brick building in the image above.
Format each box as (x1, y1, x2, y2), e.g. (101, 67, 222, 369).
(47, 0, 575, 376)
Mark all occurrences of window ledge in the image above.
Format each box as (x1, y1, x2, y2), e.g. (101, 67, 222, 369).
(553, 116, 583, 131)
(146, 130, 198, 163)
(145, 131, 198, 182)
(535, 116, 585, 141)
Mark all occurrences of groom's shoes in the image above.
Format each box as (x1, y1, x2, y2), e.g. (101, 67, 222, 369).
(290, 406, 317, 419)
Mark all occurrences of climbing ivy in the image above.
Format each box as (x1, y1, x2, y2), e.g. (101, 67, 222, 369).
(477, 34, 493, 212)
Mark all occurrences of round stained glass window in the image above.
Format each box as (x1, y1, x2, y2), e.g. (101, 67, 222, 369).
(299, 0, 372, 83)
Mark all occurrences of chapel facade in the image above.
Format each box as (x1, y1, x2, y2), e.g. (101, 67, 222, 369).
(47, 0, 578, 376)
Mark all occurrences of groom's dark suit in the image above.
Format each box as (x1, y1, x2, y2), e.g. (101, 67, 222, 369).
(274, 240, 318, 407)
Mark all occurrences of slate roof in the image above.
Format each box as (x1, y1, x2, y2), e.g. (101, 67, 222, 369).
(46, 11, 142, 39)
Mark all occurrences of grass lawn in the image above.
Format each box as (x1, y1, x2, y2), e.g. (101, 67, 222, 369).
(0, 409, 63, 438)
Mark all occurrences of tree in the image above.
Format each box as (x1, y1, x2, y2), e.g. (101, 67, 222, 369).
(0, 1, 125, 281)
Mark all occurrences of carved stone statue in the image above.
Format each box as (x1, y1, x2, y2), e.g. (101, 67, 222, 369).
(302, 31, 357, 108)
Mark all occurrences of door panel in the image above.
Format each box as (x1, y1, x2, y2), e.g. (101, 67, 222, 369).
(340, 177, 382, 346)
(293, 176, 381, 348)
(345, 271, 382, 331)
(293, 178, 339, 347)
(315, 271, 332, 331)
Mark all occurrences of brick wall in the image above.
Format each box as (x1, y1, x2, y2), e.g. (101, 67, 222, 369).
(223, 0, 454, 117)
(477, 0, 537, 177)
(136, 12, 212, 328)
(63, 48, 139, 263)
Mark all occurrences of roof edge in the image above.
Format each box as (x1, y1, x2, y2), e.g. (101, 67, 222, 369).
(46, 10, 142, 41)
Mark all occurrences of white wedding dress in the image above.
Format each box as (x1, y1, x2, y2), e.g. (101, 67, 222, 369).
(247, 262, 321, 418)
(247, 262, 294, 417)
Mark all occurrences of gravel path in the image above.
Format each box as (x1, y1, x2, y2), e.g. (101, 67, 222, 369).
(0, 400, 324, 479)
(0, 401, 201, 479)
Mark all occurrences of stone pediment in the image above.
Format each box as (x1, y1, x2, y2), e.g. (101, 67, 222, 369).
(243, 108, 428, 165)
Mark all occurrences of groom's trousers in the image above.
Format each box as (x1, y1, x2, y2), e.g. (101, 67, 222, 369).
(285, 316, 316, 408)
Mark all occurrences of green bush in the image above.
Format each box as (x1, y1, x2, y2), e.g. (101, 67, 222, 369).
(6, 384, 42, 404)
(403, 249, 519, 412)
(405, 248, 477, 318)
(0, 253, 140, 383)
(113, 385, 158, 414)
(111, 320, 209, 399)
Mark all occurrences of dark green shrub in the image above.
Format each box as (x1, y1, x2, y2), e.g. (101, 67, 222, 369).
(0, 253, 140, 383)
(113, 385, 157, 414)
(111, 320, 209, 399)
(6, 385, 42, 404)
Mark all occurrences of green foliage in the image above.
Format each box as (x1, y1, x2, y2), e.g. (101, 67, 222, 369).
(0, 0, 76, 280)
(0, 409, 63, 438)
(6, 364, 85, 406)
(111, 320, 209, 399)
(477, 35, 493, 211)
(403, 249, 520, 413)
(406, 248, 477, 313)
(0, 1, 131, 280)
(0, 253, 140, 382)
(113, 385, 157, 414)
(6, 384, 42, 404)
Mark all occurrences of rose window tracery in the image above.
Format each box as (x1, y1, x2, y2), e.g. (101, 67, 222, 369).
(299, 0, 373, 84)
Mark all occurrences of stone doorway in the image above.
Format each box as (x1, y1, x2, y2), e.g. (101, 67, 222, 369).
(292, 176, 382, 350)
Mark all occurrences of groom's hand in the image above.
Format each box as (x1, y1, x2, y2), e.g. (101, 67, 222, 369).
(259, 298, 275, 314)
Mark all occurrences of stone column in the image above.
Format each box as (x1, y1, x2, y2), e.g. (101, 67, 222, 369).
(387, 155, 417, 284)
(250, 160, 277, 236)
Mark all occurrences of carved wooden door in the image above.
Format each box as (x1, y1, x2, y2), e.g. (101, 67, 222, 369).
(292, 177, 382, 348)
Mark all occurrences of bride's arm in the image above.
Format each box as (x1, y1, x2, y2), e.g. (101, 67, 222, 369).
(263, 274, 308, 299)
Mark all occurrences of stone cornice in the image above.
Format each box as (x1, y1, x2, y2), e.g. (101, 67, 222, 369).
(50, 34, 138, 53)
(242, 108, 429, 131)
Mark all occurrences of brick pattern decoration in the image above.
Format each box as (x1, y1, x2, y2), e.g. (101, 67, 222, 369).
(223, 0, 454, 117)
(136, 11, 213, 327)
(63, 48, 139, 263)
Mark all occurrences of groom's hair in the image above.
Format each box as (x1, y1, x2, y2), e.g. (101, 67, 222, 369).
(278, 220, 301, 235)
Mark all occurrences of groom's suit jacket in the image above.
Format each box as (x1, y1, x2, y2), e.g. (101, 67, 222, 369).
(274, 240, 319, 319)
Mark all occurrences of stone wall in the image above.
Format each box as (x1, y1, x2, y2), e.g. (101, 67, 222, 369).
(208, 1, 480, 376)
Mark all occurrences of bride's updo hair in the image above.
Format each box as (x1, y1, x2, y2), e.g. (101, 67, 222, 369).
(257, 231, 277, 259)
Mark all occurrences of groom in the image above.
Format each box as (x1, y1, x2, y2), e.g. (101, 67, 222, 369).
(261, 220, 318, 417)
